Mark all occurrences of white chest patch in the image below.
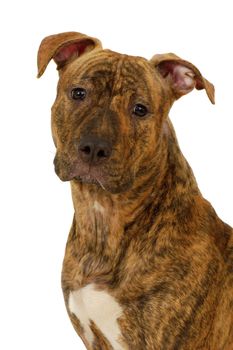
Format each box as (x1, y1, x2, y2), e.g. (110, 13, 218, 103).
(68, 284, 124, 349)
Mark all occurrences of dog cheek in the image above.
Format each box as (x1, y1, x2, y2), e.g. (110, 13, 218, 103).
(134, 124, 155, 158)
(51, 111, 72, 150)
(51, 97, 72, 145)
(51, 121, 63, 149)
(106, 175, 135, 194)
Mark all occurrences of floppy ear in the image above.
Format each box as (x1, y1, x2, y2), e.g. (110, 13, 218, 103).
(150, 53, 215, 104)
(37, 31, 102, 78)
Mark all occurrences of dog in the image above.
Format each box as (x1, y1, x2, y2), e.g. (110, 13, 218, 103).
(37, 31, 233, 349)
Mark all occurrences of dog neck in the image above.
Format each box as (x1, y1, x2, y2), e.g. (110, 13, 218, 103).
(69, 117, 200, 260)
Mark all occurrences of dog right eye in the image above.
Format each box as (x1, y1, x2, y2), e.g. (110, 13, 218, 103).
(71, 87, 87, 100)
(133, 103, 148, 117)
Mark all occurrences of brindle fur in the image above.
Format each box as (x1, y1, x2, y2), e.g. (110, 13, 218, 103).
(38, 32, 233, 349)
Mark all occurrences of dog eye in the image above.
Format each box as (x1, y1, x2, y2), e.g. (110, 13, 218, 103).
(71, 87, 87, 100)
(133, 104, 148, 117)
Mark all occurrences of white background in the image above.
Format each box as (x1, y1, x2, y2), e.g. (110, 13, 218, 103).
(0, 0, 232, 349)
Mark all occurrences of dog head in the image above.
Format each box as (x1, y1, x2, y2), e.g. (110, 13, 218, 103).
(38, 31, 214, 194)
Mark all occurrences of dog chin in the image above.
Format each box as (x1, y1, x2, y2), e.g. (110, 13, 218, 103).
(73, 174, 99, 185)
(72, 174, 133, 194)
(73, 174, 110, 192)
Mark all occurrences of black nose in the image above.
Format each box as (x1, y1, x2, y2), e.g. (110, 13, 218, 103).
(78, 137, 112, 165)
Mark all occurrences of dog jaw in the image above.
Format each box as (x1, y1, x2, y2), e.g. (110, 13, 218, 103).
(53, 148, 136, 194)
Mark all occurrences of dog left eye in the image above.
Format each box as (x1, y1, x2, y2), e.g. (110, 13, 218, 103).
(71, 87, 87, 100)
(133, 104, 148, 117)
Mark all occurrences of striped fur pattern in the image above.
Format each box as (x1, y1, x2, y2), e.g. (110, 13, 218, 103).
(38, 32, 233, 349)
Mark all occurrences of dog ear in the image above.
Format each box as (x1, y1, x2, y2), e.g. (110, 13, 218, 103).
(150, 53, 215, 104)
(37, 31, 102, 78)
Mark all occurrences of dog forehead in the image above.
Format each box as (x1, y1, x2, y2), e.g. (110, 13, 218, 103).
(63, 50, 154, 86)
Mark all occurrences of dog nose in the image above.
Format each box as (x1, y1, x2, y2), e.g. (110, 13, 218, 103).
(78, 137, 112, 165)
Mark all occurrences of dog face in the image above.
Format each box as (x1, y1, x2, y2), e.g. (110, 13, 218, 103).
(38, 32, 215, 194)
(51, 51, 171, 194)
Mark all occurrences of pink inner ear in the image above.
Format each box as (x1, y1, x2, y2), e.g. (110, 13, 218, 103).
(54, 39, 94, 65)
(159, 61, 196, 93)
(158, 61, 175, 78)
(173, 65, 196, 91)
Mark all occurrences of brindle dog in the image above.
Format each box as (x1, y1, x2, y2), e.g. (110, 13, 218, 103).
(37, 32, 233, 349)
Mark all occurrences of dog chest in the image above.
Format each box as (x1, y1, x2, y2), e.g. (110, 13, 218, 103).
(68, 283, 124, 349)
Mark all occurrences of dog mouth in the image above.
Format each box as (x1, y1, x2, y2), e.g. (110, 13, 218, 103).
(54, 154, 134, 193)
(73, 174, 109, 191)
(72, 171, 100, 185)
(73, 174, 97, 183)
(54, 155, 108, 187)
